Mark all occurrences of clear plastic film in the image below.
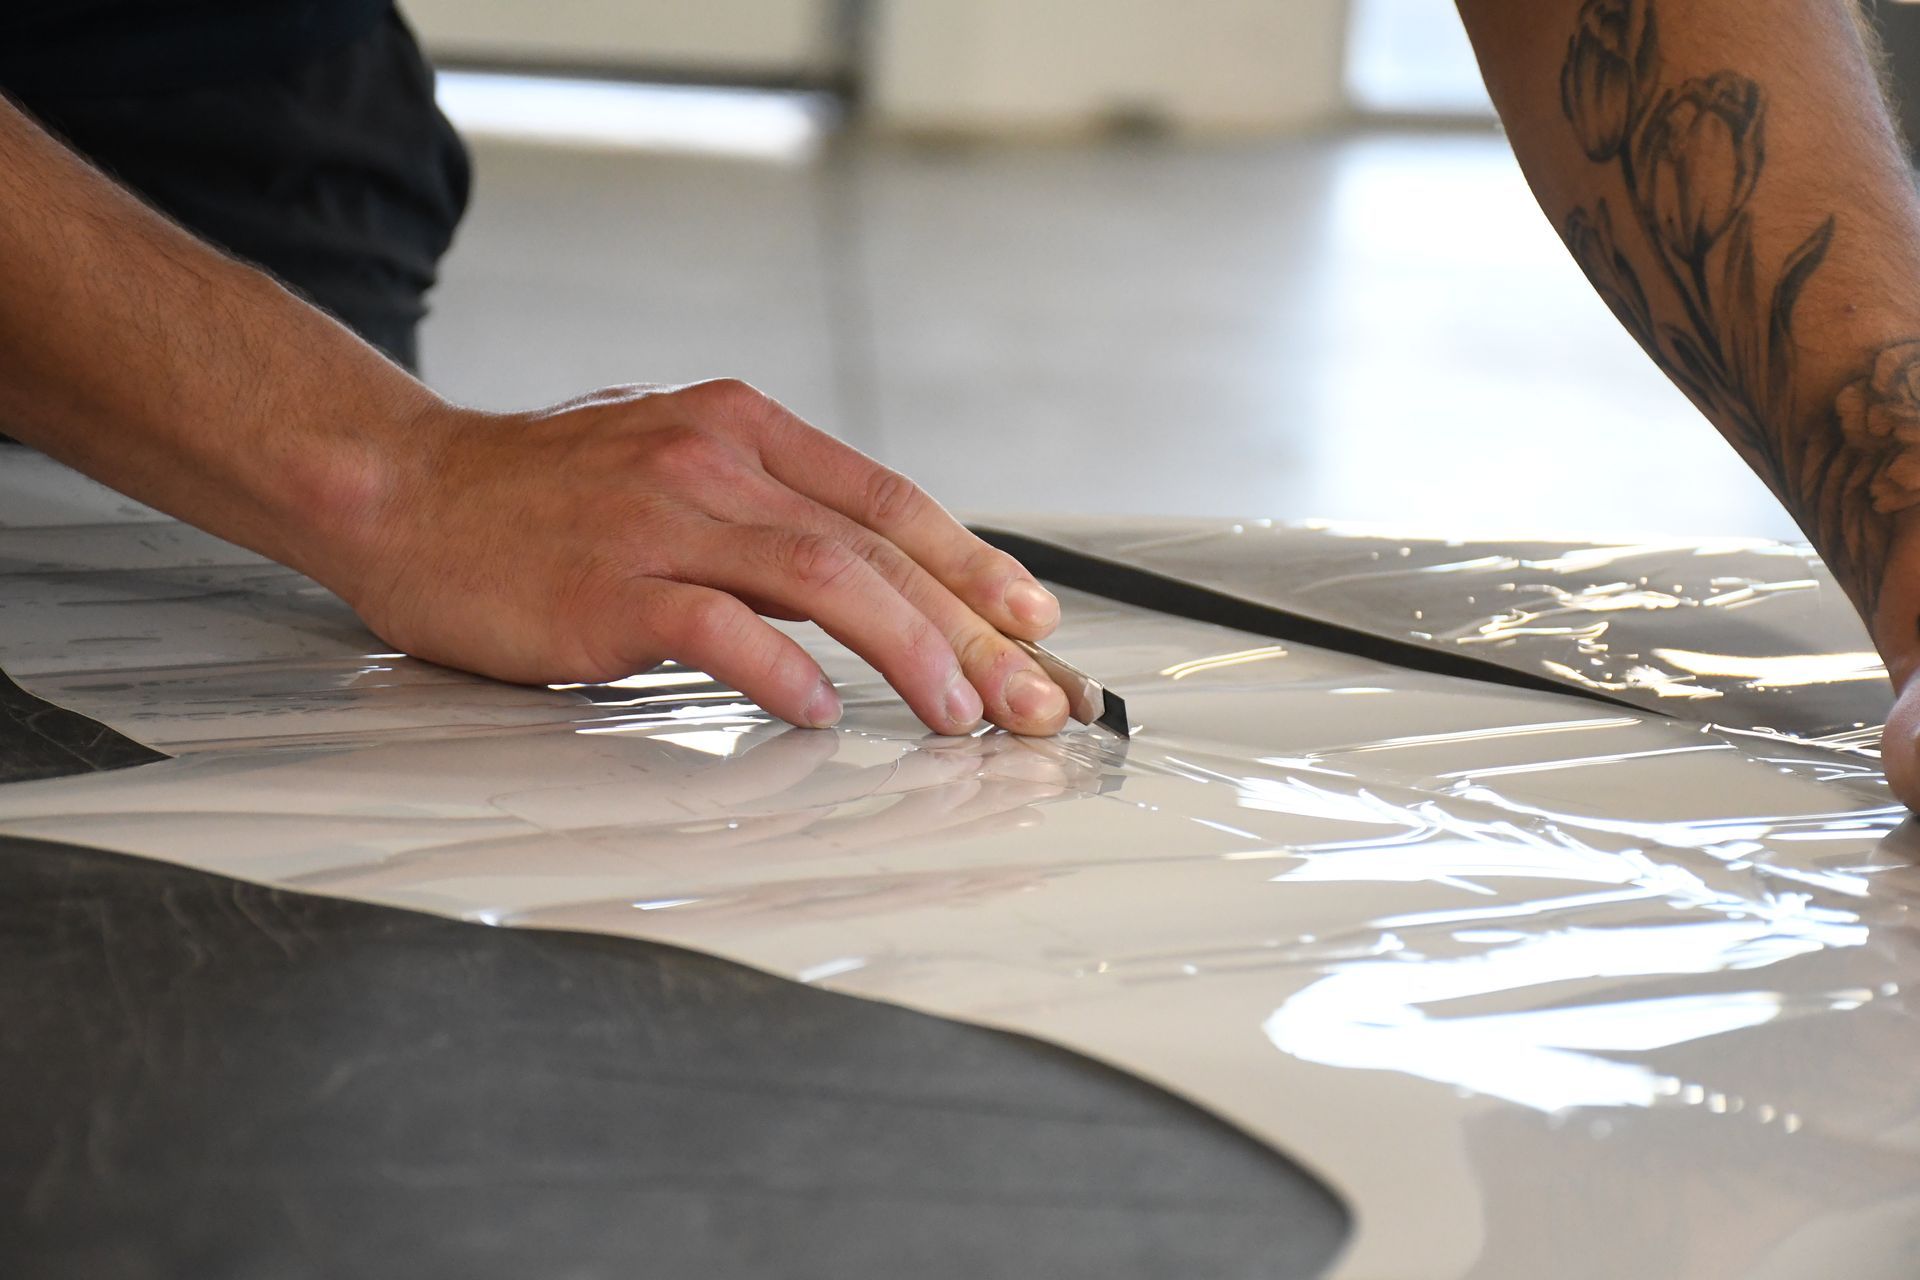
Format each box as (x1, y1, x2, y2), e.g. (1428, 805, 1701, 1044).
(984, 514, 1891, 751)
(2, 456, 1918, 1279)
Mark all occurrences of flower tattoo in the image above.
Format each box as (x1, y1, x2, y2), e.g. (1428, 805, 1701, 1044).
(1560, 0, 1656, 162)
(1837, 344, 1920, 515)
(1636, 72, 1764, 263)
(1558, 0, 1914, 617)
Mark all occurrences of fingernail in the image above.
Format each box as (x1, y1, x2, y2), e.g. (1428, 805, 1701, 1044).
(804, 678, 842, 728)
(1005, 668, 1068, 723)
(1004, 579, 1060, 630)
(944, 669, 983, 731)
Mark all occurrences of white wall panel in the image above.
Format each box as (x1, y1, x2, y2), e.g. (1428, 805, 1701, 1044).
(400, 0, 840, 77)
(867, 0, 1352, 136)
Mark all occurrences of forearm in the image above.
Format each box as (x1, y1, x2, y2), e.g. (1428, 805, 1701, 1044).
(0, 97, 437, 592)
(1459, 0, 1920, 662)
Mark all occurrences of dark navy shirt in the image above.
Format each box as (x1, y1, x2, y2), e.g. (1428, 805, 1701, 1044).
(0, 1, 468, 368)
(0, 0, 388, 97)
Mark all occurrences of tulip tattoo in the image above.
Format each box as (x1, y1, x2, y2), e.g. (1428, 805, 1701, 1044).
(1556, 0, 1919, 618)
(1636, 72, 1764, 264)
(1560, 0, 1657, 162)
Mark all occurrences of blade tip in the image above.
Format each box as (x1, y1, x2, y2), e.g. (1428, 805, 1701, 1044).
(1097, 689, 1130, 738)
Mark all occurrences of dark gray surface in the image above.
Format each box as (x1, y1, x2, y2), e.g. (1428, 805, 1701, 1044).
(0, 834, 1348, 1279)
(0, 653, 1347, 1277)
(0, 669, 163, 782)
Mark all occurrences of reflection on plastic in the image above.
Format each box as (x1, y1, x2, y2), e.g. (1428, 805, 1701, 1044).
(2, 474, 1920, 1279)
(1265, 919, 1866, 1113)
(992, 516, 1894, 747)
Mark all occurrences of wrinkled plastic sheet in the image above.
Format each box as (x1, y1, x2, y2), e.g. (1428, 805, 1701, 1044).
(980, 515, 1890, 752)
(1, 454, 1917, 1279)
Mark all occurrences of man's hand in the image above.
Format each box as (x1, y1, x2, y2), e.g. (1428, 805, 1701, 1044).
(345, 380, 1070, 736)
(0, 99, 1069, 737)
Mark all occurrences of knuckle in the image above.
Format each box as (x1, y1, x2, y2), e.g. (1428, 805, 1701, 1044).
(778, 531, 860, 592)
(953, 627, 1017, 681)
(965, 544, 1024, 590)
(863, 467, 924, 527)
(841, 527, 907, 586)
(646, 423, 730, 479)
(905, 617, 955, 669)
(686, 377, 768, 418)
(753, 644, 796, 694)
(952, 625, 1013, 675)
(675, 594, 746, 655)
(704, 376, 755, 399)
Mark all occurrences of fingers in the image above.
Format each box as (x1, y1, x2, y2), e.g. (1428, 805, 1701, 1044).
(757, 487, 1070, 736)
(693, 523, 990, 735)
(631, 582, 844, 730)
(732, 390, 1062, 640)
(1884, 677, 1920, 809)
(495, 379, 1072, 738)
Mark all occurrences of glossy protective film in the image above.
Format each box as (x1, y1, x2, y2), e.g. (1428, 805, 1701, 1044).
(1, 453, 1917, 1279)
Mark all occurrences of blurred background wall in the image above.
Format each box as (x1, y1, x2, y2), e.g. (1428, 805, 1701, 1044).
(403, 0, 1358, 133)
(402, 0, 849, 86)
(396, 0, 1901, 542)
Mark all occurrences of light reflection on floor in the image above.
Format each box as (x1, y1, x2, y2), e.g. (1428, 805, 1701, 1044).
(422, 127, 1804, 543)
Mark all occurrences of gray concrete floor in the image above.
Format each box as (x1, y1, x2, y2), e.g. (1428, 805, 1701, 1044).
(420, 127, 1802, 543)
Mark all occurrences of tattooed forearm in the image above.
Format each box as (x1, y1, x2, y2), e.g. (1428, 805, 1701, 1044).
(1557, 0, 1912, 619)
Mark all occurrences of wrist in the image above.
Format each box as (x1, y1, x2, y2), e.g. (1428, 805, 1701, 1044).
(263, 382, 462, 607)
